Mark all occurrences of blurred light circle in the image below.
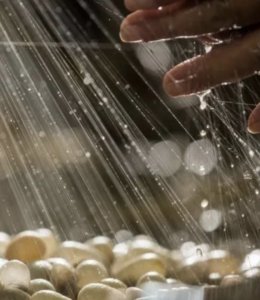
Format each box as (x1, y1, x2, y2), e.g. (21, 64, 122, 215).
(180, 241, 196, 258)
(149, 141, 182, 177)
(199, 209, 222, 232)
(135, 43, 172, 73)
(184, 139, 217, 176)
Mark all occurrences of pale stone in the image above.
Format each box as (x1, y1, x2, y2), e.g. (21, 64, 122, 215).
(112, 253, 166, 285)
(5, 231, 46, 263)
(77, 283, 125, 300)
(0, 288, 30, 300)
(54, 241, 106, 266)
(31, 290, 71, 300)
(29, 279, 55, 295)
(101, 278, 127, 293)
(86, 236, 114, 263)
(37, 229, 59, 258)
(137, 271, 166, 288)
(0, 260, 30, 290)
(50, 260, 77, 299)
(29, 260, 53, 280)
(126, 287, 146, 300)
(76, 260, 108, 289)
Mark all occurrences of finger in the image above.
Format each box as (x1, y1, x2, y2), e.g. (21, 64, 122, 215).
(199, 35, 222, 46)
(199, 30, 246, 46)
(163, 28, 260, 97)
(248, 103, 260, 134)
(125, 0, 179, 11)
(120, 0, 260, 42)
(206, 24, 260, 44)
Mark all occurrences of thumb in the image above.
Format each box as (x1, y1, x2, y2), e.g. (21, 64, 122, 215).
(248, 102, 260, 134)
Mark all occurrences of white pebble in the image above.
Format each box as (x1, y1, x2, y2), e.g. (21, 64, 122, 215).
(55, 241, 106, 266)
(78, 283, 125, 300)
(112, 253, 166, 285)
(37, 229, 59, 258)
(101, 278, 127, 294)
(31, 290, 71, 300)
(29, 279, 55, 295)
(76, 260, 108, 289)
(86, 236, 114, 263)
(0, 260, 30, 290)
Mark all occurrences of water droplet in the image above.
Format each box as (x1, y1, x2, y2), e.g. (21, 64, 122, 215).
(200, 130, 207, 137)
(39, 131, 46, 138)
(83, 73, 93, 85)
(201, 199, 209, 208)
(249, 150, 255, 158)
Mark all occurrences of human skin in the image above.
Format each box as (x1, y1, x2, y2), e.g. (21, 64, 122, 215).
(120, 0, 260, 133)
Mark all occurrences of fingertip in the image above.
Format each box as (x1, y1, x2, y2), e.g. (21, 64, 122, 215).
(248, 103, 260, 134)
(163, 63, 197, 97)
(124, 0, 136, 11)
(120, 19, 144, 43)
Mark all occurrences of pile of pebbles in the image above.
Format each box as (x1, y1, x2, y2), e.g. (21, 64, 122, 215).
(0, 230, 259, 300)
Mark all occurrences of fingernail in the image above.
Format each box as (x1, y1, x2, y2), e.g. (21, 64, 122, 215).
(248, 104, 260, 134)
(120, 22, 144, 42)
(163, 67, 195, 97)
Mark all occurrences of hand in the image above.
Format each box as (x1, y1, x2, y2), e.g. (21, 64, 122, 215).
(120, 0, 260, 133)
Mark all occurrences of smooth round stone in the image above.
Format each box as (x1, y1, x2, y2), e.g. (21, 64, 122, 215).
(207, 250, 240, 277)
(133, 235, 155, 243)
(50, 260, 77, 299)
(126, 287, 146, 300)
(47, 258, 69, 265)
(0, 232, 10, 257)
(86, 236, 114, 263)
(137, 272, 166, 288)
(165, 250, 183, 278)
(112, 253, 166, 285)
(76, 260, 108, 289)
(101, 278, 127, 293)
(31, 290, 71, 300)
(241, 249, 260, 272)
(208, 272, 222, 285)
(0, 260, 30, 290)
(29, 260, 53, 280)
(243, 267, 260, 279)
(127, 240, 166, 259)
(177, 249, 239, 285)
(0, 288, 30, 300)
(5, 231, 46, 263)
(29, 279, 55, 295)
(175, 255, 208, 284)
(55, 241, 106, 266)
(180, 243, 211, 259)
(189, 244, 212, 258)
(113, 243, 129, 259)
(78, 283, 125, 300)
(37, 229, 59, 258)
(220, 275, 244, 287)
(180, 242, 197, 258)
